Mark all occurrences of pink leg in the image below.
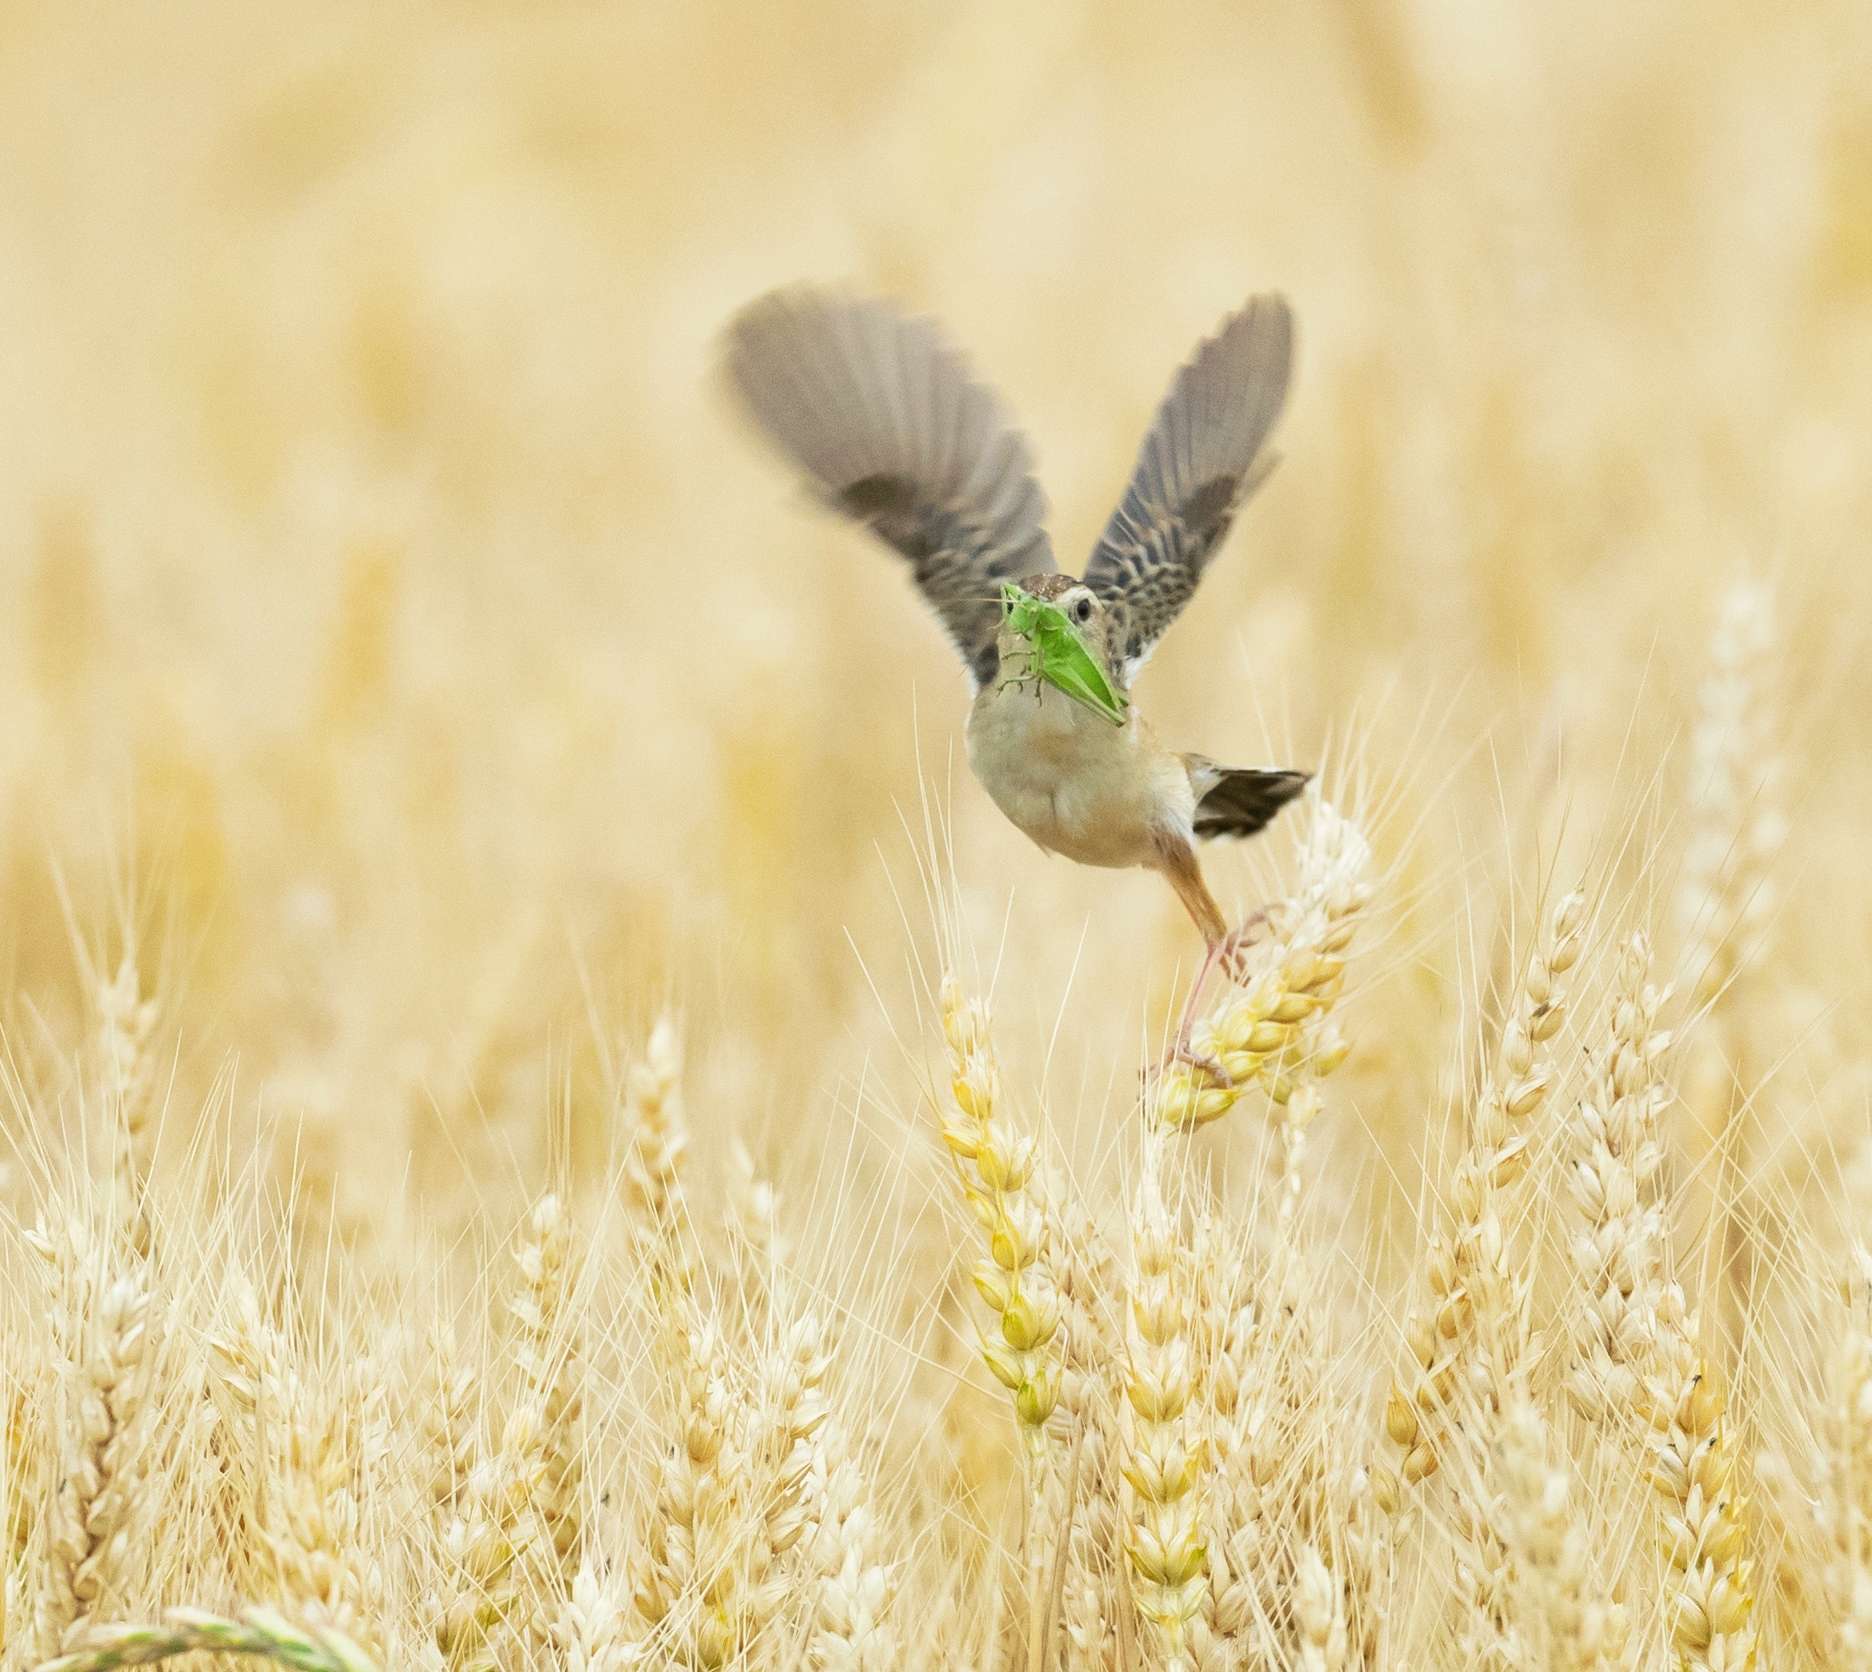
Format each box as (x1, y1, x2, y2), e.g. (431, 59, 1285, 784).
(1214, 906, 1273, 982)
(1147, 936, 1230, 1086)
(1147, 839, 1272, 1087)
(1175, 936, 1224, 1044)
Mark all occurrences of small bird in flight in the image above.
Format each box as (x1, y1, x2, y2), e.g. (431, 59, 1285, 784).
(723, 287, 1308, 1072)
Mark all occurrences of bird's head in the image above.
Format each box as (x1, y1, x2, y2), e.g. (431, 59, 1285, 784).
(994, 576, 1130, 726)
(996, 574, 1117, 668)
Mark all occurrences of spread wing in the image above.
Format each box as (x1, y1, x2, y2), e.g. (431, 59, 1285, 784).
(723, 287, 1055, 689)
(1082, 294, 1293, 678)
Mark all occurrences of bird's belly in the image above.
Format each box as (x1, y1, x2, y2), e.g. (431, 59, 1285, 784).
(965, 681, 1166, 868)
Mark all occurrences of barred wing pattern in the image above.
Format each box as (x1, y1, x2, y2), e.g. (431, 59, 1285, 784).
(1083, 294, 1293, 678)
(724, 288, 1056, 689)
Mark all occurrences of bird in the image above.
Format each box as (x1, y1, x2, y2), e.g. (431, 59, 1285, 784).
(722, 285, 1309, 1072)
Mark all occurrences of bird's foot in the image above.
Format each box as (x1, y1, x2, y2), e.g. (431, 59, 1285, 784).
(1142, 1036, 1235, 1091)
(1216, 907, 1273, 983)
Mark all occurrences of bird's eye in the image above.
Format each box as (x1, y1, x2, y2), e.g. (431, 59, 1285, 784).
(1073, 596, 1093, 623)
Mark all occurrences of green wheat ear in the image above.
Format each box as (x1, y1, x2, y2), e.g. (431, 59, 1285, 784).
(29, 1607, 381, 1672)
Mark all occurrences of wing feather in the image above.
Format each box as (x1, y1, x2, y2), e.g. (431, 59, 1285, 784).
(723, 288, 1055, 688)
(1083, 294, 1294, 676)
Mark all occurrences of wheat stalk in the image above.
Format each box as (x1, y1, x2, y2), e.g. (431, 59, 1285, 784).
(1491, 1392, 1627, 1669)
(1292, 1542, 1349, 1672)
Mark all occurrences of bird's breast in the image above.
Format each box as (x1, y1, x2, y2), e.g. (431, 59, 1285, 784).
(965, 676, 1189, 869)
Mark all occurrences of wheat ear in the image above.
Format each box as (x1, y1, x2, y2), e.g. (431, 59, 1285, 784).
(1121, 1148, 1206, 1663)
(1148, 795, 1372, 1135)
(1379, 888, 1585, 1509)
(29, 1605, 380, 1672)
(1565, 933, 1757, 1668)
(937, 977, 1065, 1455)
(1824, 1246, 1872, 1660)
(28, 1217, 154, 1659)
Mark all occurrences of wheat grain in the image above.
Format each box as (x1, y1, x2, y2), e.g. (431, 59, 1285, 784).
(209, 1286, 380, 1654)
(1652, 1359, 1756, 1669)
(497, 1190, 584, 1654)
(1120, 1147, 1206, 1663)
(94, 950, 160, 1224)
(1493, 1393, 1627, 1669)
(1565, 934, 1758, 1667)
(1292, 1542, 1348, 1672)
(1148, 795, 1372, 1134)
(1677, 576, 1786, 1011)
(622, 1016, 689, 1240)
(626, 1308, 741, 1666)
(936, 977, 1066, 1457)
(0, 33, 1862, 1660)
(552, 1557, 635, 1672)
(27, 1218, 154, 1659)
(1565, 932, 1677, 1427)
(1379, 888, 1585, 1508)
(1825, 1248, 1872, 1660)
(799, 1402, 897, 1670)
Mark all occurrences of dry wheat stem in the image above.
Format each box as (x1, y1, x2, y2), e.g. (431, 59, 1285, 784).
(1188, 1233, 1278, 1668)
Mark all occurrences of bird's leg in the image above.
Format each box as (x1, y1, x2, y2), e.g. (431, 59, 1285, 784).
(1161, 936, 1232, 1083)
(1149, 836, 1235, 1085)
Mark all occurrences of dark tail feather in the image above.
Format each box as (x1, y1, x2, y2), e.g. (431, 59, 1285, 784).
(1192, 767, 1311, 840)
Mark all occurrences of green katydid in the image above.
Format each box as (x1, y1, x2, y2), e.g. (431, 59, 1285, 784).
(997, 582, 1130, 727)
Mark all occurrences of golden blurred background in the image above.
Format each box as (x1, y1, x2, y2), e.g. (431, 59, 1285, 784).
(2, 0, 1868, 1227)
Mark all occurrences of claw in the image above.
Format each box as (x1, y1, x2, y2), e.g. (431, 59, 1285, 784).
(1217, 907, 1273, 984)
(1148, 905, 1274, 1096)
(1144, 1038, 1233, 1088)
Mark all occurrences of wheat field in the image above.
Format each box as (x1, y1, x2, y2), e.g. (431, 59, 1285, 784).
(2, 1, 1870, 1667)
